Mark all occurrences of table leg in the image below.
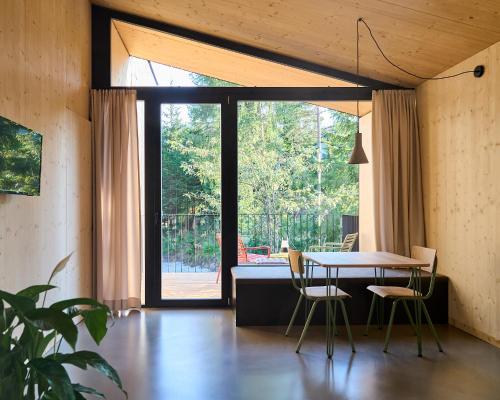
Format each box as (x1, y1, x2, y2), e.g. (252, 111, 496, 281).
(377, 267, 386, 329)
(417, 267, 423, 357)
(305, 259, 310, 324)
(330, 267, 339, 358)
(373, 267, 380, 328)
(412, 267, 423, 357)
(374, 267, 385, 329)
(326, 265, 333, 358)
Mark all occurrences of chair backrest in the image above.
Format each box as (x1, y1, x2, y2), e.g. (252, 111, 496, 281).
(237, 235, 248, 260)
(216, 233, 248, 263)
(288, 248, 304, 274)
(411, 245, 437, 298)
(411, 245, 436, 274)
(340, 233, 358, 252)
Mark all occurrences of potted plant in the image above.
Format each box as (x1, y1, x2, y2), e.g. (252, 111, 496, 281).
(0, 254, 127, 399)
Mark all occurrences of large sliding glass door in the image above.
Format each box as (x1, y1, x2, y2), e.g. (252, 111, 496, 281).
(142, 92, 367, 307)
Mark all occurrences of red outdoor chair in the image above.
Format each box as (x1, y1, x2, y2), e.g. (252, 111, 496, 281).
(215, 233, 271, 283)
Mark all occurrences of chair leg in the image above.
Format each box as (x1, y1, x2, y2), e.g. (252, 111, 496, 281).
(339, 299, 356, 353)
(383, 300, 399, 353)
(285, 294, 303, 336)
(296, 299, 319, 353)
(215, 264, 221, 283)
(402, 300, 417, 335)
(422, 301, 443, 352)
(364, 292, 377, 336)
(328, 302, 339, 336)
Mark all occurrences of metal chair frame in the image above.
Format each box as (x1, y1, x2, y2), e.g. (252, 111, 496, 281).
(285, 249, 355, 354)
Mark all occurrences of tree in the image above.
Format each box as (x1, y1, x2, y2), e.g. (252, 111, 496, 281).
(160, 71, 360, 259)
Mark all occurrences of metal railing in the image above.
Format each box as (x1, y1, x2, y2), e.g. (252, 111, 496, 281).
(161, 212, 343, 272)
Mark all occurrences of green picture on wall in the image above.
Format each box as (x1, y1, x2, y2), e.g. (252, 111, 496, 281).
(0, 115, 42, 196)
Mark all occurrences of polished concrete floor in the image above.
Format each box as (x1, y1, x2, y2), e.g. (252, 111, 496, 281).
(69, 309, 500, 400)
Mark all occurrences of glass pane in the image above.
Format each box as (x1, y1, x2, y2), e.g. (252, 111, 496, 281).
(161, 103, 222, 299)
(237, 101, 359, 259)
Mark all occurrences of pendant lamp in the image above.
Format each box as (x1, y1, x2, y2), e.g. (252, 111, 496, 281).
(348, 18, 369, 164)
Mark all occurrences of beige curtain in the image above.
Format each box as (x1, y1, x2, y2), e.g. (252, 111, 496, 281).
(91, 90, 141, 311)
(372, 90, 425, 256)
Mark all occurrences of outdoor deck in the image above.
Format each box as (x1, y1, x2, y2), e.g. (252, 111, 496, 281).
(141, 272, 221, 302)
(162, 272, 221, 299)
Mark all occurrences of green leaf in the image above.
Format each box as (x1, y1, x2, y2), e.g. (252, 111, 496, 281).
(0, 370, 24, 400)
(36, 331, 57, 357)
(0, 329, 13, 353)
(2, 308, 16, 329)
(25, 308, 78, 350)
(47, 253, 73, 285)
(54, 351, 126, 397)
(39, 391, 59, 400)
(0, 290, 35, 315)
(0, 345, 23, 375)
(17, 285, 57, 302)
(51, 298, 109, 313)
(29, 358, 75, 400)
(81, 309, 108, 345)
(72, 383, 105, 399)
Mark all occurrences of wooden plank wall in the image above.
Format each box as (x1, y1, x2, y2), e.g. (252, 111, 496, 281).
(417, 41, 500, 347)
(0, 0, 92, 303)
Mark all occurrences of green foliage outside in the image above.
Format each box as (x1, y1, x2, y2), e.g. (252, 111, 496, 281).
(161, 75, 359, 270)
(0, 116, 42, 196)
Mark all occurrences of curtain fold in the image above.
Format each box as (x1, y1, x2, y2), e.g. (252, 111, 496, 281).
(91, 89, 141, 311)
(372, 90, 425, 256)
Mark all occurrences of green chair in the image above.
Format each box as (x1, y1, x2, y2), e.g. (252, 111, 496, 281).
(285, 248, 355, 353)
(308, 232, 359, 253)
(364, 245, 443, 353)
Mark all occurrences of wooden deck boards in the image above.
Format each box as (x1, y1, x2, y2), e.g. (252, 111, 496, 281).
(141, 272, 221, 301)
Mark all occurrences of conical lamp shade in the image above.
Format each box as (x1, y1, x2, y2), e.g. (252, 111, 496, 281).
(348, 132, 368, 164)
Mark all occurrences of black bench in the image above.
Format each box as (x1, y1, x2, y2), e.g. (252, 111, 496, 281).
(231, 265, 448, 326)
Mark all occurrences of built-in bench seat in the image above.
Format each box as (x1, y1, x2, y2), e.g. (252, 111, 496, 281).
(231, 265, 448, 326)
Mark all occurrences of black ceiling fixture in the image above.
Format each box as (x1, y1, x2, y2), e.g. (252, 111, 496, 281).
(349, 18, 369, 164)
(349, 17, 485, 165)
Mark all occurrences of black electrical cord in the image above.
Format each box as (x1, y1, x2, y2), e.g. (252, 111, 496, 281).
(358, 17, 480, 81)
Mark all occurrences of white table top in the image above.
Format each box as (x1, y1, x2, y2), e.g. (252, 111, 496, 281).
(302, 251, 429, 269)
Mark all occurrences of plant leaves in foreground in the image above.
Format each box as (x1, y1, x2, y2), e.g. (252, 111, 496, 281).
(16, 285, 57, 303)
(55, 351, 127, 397)
(29, 358, 75, 400)
(25, 308, 78, 350)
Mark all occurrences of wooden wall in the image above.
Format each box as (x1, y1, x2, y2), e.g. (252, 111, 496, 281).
(417, 41, 500, 346)
(0, 0, 92, 303)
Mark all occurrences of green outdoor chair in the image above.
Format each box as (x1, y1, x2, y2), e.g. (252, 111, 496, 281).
(308, 232, 358, 253)
(364, 245, 443, 354)
(284, 248, 355, 353)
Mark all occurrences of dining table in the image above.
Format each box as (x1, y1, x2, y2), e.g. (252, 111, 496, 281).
(302, 251, 430, 358)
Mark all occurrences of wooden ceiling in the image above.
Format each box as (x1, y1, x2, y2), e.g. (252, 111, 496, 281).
(112, 20, 372, 115)
(94, 0, 500, 87)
